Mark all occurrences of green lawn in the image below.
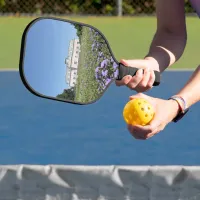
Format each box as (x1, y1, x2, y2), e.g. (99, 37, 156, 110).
(75, 26, 100, 103)
(75, 25, 118, 104)
(0, 16, 200, 69)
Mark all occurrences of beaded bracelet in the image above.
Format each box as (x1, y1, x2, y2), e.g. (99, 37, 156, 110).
(168, 96, 187, 113)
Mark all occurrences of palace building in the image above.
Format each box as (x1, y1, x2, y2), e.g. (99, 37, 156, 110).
(65, 38, 80, 87)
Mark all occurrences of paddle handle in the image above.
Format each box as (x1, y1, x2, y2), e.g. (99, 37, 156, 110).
(116, 63, 161, 86)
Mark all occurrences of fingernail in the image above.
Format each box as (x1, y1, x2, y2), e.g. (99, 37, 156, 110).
(145, 67, 150, 72)
(147, 134, 153, 139)
(121, 59, 128, 66)
(125, 76, 131, 84)
(137, 69, 143, 75)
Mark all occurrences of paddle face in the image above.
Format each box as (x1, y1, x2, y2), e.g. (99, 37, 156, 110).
(19, 17, 120, 105)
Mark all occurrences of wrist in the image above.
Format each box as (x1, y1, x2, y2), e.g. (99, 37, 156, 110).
(168, 99, 182, 120)
(168, 95, 189, 123)
(144, 56, 160, 72)
(145, 46, 174, 72)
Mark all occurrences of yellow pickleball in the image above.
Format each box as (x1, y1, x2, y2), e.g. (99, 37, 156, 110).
(123, 98, 155, 126)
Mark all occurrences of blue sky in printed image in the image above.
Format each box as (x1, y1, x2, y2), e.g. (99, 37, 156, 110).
(23, 18, 78, 97)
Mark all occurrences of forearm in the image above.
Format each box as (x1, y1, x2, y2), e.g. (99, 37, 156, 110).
(145, 30, 187, 73)
(176, 65, 200, 108)
(145, 0, 187, 73)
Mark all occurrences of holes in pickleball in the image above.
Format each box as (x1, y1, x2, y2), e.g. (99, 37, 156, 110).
(145, 114, 148, 117)
(141, 108, 144, 111)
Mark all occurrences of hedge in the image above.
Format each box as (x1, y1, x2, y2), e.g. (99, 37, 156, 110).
(0, 0, 195, 15)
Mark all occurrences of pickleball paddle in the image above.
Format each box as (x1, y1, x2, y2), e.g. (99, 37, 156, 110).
(19, 17, 161, 105)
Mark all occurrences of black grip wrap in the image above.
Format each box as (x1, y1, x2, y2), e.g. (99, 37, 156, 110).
(116, 63, 161, 86)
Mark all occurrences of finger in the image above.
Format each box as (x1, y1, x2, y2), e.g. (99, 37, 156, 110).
(145, 128, 159, 139)
(134, 134, 146, 140)
(127, 124, 146, 140)
(133, 125, 158, 140)
(120, 59, 130, 67)
(116, 59, 148, 88)
(149, 115, 162, 129)
(143, 86, 153, 93)
(130, 132, 147, 140)
(132, 124, 158, 136)
(146, 123, 165, 139)
(138, 67, 151, 88)
(135, 85, 152, 93)
(115, 75, 132, 86)
(129, 92, 144, 100)
(142, 118, 163, 139)
(147, 70, 156, 89)
(127, 124, 133, 132)
(135, 68, 155, 93)
(120, 59, 147, 68)
(130, 131, 146, 140)
(127, 69, 143, 89)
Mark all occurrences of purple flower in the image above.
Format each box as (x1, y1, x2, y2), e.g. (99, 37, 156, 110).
(103, 85, 107, 89)
(105, 78, 111, 85)
(100, 60, 106, 68)
(114, 70, 118, 78)
(97, 57, 101, 63)
(95, 67, 99, 73)
(98, 52, 103, 57)
(100, 81, 104, 86)
(101, 70, 108, 76)
(92, 43, 95, 50)
(95, 73, 98, 79)
(113, 62, 118, 70)
(100, 59, 108, 68)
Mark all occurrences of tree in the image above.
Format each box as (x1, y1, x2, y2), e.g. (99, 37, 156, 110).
(0, 1, 194, 15)
(57, 87, 76, 101)
(72, 23, 83, 42)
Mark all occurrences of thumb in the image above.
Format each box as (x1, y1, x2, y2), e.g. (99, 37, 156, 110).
(120, 59, 147, 69)
(148, 112, 162, 130)
(129, 92, 147, 100)
(132, 114, 161, 135)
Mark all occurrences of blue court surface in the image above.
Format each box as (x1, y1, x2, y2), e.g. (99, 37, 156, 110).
(0, 71, 200, 165)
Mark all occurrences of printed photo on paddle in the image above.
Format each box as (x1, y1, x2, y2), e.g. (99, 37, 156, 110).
(57, 24, 118, 103)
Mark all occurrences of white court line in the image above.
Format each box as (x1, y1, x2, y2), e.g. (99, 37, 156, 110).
(166, 68, 194, 71)
(0, 69, 19, 71)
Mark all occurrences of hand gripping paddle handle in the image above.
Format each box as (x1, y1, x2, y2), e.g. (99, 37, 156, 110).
(116, 63, 161, 86)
